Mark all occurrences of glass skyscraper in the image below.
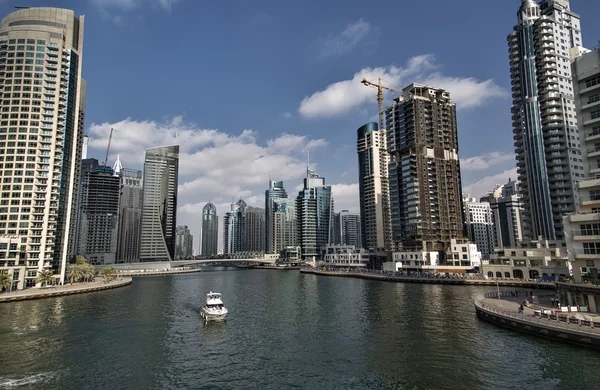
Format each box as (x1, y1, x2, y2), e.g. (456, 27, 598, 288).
(139, 145, 179, 262)
(201, 202, 218, 257)
(265, 180, 287, 253)
(0, 7, 86, 289)
(296, 168, 334, 261)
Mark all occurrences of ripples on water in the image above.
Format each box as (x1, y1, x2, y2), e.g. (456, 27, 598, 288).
(1, 269, 599, 389)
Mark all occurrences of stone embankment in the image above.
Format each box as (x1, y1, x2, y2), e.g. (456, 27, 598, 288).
(0, 277, 132, 303)
(300, 269, 556, 289)
(475, 291, 600, 349)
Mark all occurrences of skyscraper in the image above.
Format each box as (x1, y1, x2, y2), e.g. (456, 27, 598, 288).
(175, 225, 193, 259)
(357, 122, 392, 251)
(463, 197, 496, 259)
(139, 145, 179, 262)
(0, 8, 86, 289)
(296, 168, 334, 260)
(385, 83, 465, 258)
(265, 180, 287, 253)
(201, 202, 218, 257)
(333, 210, 362, 248)
(271, 198, 297, 254)
(244, 206, 265, 253)
(117, 167, 143, 263)
(76, 159, 120, 265)
(508, 0, 584, 241)
(223, 199, 246, 254)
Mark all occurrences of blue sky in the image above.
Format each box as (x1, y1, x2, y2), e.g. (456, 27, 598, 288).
(2, 0, 599, 246)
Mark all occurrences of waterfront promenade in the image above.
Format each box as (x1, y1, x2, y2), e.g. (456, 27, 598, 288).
(475, 291, 600, 348)
(301, 269, 556, 289)
(0, 277, 132, 303)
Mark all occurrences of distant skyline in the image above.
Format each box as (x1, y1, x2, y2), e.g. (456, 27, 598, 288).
(2, 0, 598, 243)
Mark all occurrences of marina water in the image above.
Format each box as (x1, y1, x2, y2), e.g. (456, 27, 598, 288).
(1, 269, 598, 389)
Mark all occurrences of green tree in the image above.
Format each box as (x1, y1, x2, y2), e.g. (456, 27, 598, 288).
(0, 272, 12, 292)
(66, 265, 82, 285)
(100, 267, 117, 283)
(35, 269, 54, 287)
(82, 263, 95, 282)
(75, 255, 87, 265)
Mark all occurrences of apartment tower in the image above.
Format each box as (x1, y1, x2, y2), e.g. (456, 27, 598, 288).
(175, 225, 193, 259)
(0, 8, 86, 289)
(333, 210, 362, 248)
(357, 122, 392, 251)
(201, 202, 218, 257)
(296, 168, 334, 261)
(385, 83, 465, 258)
(117, 167, 143, 263)
(463, 197, 496, 259)
(76, 159, 120, 265)
(508, 0, 584, 241)
(265, 180, 287, 253)
(139, 145, 179, 262)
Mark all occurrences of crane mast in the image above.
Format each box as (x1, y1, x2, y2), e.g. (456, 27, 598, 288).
(102, 128, 113, 167)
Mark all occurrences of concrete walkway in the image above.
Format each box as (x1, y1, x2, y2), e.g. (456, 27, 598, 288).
(118, 268, 202, 277)
(0, 277, 132, 303)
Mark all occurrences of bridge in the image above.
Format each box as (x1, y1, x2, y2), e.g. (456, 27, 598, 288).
(107, 258, 277, 271)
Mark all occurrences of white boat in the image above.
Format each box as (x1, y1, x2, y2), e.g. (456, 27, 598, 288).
(200, 292, 228, 321)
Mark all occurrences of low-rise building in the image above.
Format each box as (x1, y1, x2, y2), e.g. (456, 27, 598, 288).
(482, 239, 569, 280)
(323, 245, 369, 268)
(384, 239, 480, 273)
(280, 246, 301, 263)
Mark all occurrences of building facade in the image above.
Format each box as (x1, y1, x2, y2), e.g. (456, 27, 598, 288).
(175, 225, 193, 259)
(508, 0, 584, 241)
(463, 197, 496, 259)
(76, 159, 120, 265)
(117, 167, 143, 263)
(201, 202, 218, 257)
(571, 42, 600, 179)
(385, 83, 465, 259)
(559, 43, 600, 312)
(333, 210, 361, 248)
(139, 145, 179, 262)
(223, 199, 245, 255)
(0, 8, 86, 288)
(322, 245, 369, 268)
(357, 122, 392, 251)
(265, 180, 287, 253)
(296, 168, 334, 261)
(271, 198, 297, 254)
(244, 206, 265, 253)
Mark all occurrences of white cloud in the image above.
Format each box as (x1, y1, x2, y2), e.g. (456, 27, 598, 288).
(91, 0, 179, 23)
(462, 168, 518, 199)
(331, 183, 360, 213)
(281, 112, 293, 118)
(460, 152, 514, 171)
(319, 19, 373, 58)
(298, 54, 506, 118)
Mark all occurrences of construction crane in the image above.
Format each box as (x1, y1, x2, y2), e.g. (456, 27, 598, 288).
(360, 78, 402, 130)
(102, 128, 114, 167)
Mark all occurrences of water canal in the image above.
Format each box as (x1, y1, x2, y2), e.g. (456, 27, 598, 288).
(0, 269, 598, 389)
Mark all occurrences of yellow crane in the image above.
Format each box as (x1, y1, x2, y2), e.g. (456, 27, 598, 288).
(360, 78, 402, 130)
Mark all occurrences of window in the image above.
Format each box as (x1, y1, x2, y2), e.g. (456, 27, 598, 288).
(592, 109, 600, 120)
(589, 93, 600, 104)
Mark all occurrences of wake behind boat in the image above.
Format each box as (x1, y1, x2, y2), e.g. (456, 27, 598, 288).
(200, 292, 228, 321)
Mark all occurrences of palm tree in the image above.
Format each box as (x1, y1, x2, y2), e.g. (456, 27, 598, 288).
(66, 265, 82, 285)
(82, 263, 95, 282)
(100, 267, 117, 283)
(35, 269, 54, 288)
(0, 272, 12, 293)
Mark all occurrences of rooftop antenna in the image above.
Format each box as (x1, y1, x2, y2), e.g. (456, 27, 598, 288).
(307, 148, 310, 177)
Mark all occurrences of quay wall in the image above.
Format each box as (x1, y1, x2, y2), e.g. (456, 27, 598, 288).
(0, 277, 132, 303)
(300, 269, 556, 289)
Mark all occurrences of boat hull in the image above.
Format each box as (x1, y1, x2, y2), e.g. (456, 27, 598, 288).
(201, 307, 228, 321)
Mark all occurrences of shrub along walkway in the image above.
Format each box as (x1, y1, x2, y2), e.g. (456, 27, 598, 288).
(0, 277, 132, 303)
